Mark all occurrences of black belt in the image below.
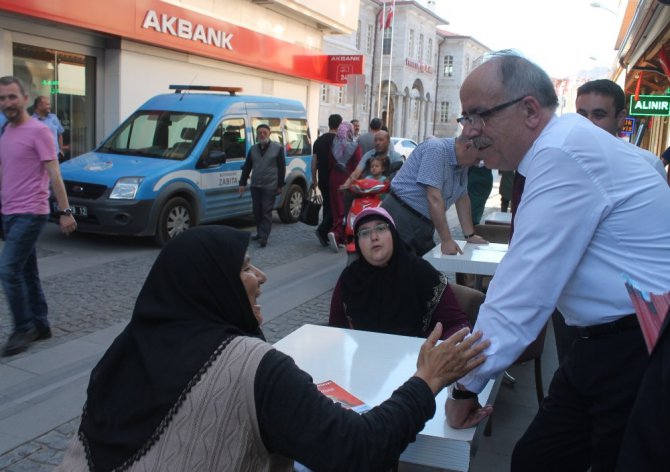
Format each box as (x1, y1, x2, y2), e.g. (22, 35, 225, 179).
(389, 190, 432, 224)
(576, 314, 639, 339)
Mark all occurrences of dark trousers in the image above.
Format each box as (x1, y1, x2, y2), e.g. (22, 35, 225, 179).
(552, 309, 580, 364)
(468, 166, 493, 225)
(381, 195, 435, 256)
(511, 325, 647, 472)
(316, 184, 332, 241)
(251, 186, 276, 241)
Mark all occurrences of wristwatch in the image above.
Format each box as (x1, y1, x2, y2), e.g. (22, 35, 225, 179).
(55, 208, 73, 216)
(451, 383, 478, 400)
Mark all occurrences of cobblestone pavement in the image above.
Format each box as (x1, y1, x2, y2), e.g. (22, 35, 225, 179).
(0, 202, 477, 470)
(0, 215, 325, 354)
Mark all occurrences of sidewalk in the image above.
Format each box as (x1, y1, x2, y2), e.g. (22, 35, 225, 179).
(0, 179, 558, 472)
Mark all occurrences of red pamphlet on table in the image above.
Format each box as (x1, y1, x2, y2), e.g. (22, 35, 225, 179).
(316, 380, 370, 413)
(623, 275, 669, 354)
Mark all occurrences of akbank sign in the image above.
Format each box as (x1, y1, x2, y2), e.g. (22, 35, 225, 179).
(142, 10, 233, 50)
(629, 95, 670, 116)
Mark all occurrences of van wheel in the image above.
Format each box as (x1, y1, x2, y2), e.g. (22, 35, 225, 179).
(154, 197, 194, 246)
(278, 184, 304, 223)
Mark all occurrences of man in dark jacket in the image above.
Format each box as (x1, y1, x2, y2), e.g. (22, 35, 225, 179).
(311, 114, 342, 246)
(239, 124, 285, 247)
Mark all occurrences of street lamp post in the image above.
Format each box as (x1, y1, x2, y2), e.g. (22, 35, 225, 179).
(590, 1, 617, 15)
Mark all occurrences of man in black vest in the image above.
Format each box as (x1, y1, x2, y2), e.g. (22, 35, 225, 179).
(239, 124, 285, 247)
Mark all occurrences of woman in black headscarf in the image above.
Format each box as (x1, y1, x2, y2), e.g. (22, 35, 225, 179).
(330, 207, 470, 339)
(57, 225, 488, 472)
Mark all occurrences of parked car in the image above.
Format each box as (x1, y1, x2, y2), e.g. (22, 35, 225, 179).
(390, 137, 417, 161)
(53, 85, 312, 246)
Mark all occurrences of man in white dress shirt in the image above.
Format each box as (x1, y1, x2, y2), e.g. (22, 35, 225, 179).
(446, 51, 670, 472)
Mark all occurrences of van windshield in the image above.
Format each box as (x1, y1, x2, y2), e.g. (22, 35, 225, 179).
(98, 111, 212, 160)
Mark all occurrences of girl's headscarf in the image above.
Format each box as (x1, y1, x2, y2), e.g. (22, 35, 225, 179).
(331, 122, 359, 171)
(79, 226, 260, 472)
(340, 207, 447, 336)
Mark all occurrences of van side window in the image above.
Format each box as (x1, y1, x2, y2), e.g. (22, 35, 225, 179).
(252, 118, 283, 146)
(285, 118, 311, 157)
(203, 118, 247, 163)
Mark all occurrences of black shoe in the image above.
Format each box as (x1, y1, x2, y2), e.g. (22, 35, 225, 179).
(36, 327, 52, 340)
(2, 329, 39, 357)
(259, 239, 267, 248)
(315, 230, 328, 247)
(251, 234, 260, 241)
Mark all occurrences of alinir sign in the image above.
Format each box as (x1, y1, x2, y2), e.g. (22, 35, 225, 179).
(629, 95, 670, 116)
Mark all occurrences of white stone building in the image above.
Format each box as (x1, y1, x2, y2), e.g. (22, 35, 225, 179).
(434, 31, 491, 138)
(318, 1, 491, 141)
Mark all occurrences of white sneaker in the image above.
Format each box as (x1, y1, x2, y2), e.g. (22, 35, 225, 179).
(327, 232, 339, 253)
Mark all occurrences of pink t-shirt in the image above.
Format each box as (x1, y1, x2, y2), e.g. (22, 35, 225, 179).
(0, 119, 56, 215)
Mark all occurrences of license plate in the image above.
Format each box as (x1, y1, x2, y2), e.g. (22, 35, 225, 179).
(72, 205, 88, 217)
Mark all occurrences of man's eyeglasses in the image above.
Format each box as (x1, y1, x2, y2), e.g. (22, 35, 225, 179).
(456, 96, 526, 129)
(357, 222, 390, 239)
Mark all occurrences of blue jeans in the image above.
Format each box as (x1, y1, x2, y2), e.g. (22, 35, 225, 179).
(0, 214, 49, 333)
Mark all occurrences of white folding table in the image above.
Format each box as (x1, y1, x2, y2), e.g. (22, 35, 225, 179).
(483, 211, 512, 226)
(423, 240, 508, 278)
(274, 324, 501, 471)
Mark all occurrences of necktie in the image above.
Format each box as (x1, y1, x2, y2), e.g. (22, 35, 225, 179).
(509, 172, 525, 238)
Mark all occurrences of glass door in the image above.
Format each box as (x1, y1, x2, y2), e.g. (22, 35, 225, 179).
(12, 43, 96, 159)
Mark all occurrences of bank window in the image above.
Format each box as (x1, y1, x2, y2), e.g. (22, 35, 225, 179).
(285, 118, 311, 157)
(203, 118, 246, 164)
(356, 20, 362, 50)
(337, 86, 346, 104)
(252, 118, 283, 146)
(418, 34, 424, 62)
(12, 43, 96, 159)
(321, 84, 329, 103)
(440, 102, 449, 123)
(443, 55, 454, 77)
(366, 24, 374, 54)
(408, 29, 415, 58)
(427, 39, 433, 66)
(383, 28, 392, 55)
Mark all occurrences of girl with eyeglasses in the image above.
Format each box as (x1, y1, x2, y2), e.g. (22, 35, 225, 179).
(329, 207, 470, 339)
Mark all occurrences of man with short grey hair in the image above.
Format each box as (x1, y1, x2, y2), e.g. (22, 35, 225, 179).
(449, 51, 670, 472)
(381, 135, 485, 256)
(239, 124, 285, 248)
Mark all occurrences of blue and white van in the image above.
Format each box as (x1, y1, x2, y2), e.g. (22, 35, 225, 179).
(56, 86, 312, 245)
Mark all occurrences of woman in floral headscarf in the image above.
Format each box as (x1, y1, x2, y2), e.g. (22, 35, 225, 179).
(327, 121, 362, 250)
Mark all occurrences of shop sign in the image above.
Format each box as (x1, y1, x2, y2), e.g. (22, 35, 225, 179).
(141, 10, 233, 50)
(405, 59, 433, 74)
(629, 95, 670, 116)
(620, 117, 636, 136)
(328, 56, 364, 84)
(0, 0, 329, 83)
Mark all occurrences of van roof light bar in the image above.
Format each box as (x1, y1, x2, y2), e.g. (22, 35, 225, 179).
(169, 85, 243, 95)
